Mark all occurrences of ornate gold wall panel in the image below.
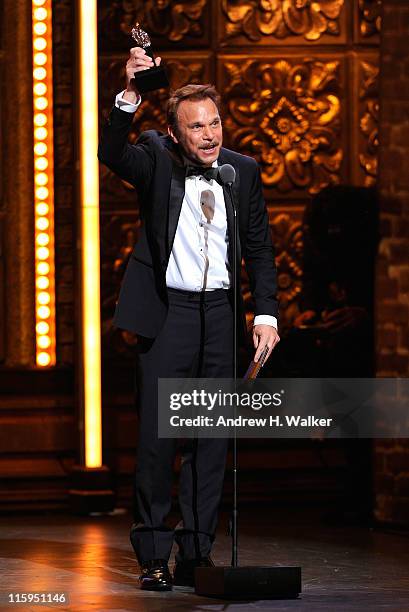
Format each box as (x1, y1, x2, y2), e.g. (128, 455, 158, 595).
(219, 54, 345, 198)
(240, 206, 302, 329)
(220, 0, 347, 45)
(348, 52, 379, 187)
(358, 57, 379, 186)
(269, 207, 303, 327)
(98, 0, 210, 51)
(357, 0, 381, 43)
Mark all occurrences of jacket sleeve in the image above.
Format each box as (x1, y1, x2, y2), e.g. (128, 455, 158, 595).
(97, 105, 155, 189)
(242, 161, 279, 320)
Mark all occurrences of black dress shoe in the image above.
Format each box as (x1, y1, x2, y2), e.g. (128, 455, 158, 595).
(173, 556, 214, 587)
(139, 558, 173, 591)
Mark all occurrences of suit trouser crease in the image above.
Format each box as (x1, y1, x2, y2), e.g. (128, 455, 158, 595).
(130, 289, 233, 564)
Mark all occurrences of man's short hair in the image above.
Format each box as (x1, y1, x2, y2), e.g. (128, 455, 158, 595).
(166, 84, 221, 134)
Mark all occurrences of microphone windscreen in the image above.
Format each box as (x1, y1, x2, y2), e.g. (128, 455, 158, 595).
(218, 164, 236, 185)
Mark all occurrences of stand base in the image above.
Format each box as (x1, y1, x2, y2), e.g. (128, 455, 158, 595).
(195, 566, 301, 599)
(68, 466, 115, 515)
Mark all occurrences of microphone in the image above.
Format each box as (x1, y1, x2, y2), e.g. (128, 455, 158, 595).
(218, 164, 236, 186)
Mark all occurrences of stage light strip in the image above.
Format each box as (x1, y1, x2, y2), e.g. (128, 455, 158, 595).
(32, 0, 56, 367)
(78, 0, 102, 468)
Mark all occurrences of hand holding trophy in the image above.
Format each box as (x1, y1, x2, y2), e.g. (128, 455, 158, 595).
(128, 23, 169, 94)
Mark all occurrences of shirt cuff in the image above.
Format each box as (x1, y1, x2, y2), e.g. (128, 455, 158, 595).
(115, 90, 141, 113)
(253, 315, 278, 330)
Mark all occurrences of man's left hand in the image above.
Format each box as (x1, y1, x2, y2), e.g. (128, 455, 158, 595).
(253, 324, 280, 363)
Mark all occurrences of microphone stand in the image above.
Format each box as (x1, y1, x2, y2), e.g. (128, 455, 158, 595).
(194, 165, 301, 599)
(227, 180, 239, 568)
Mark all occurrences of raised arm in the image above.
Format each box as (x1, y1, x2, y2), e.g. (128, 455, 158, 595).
(97, 47, 162, 188)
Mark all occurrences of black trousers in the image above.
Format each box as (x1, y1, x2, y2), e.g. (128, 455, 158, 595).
(130, 288, 234, 564)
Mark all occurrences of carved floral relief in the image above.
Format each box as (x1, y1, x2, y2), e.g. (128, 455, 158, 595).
(221, 0, 345, 44)
(270, 211, 303, 327)
(358, 60, 379, 186)
(98, 0, 208, 48)
(241, 209, 303, 330)
(221, 57, 343, 195)
(359, 0, 382, 39)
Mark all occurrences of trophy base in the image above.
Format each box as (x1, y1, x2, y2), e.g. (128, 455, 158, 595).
(134, 66, 169, 93)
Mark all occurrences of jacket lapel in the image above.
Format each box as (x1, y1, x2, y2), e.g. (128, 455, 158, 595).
(218, 151, 242, 266)
(166, 147, 186, 263)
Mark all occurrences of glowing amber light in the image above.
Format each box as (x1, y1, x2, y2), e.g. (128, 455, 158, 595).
(36, 202, 49, 215)
(35, 157, 48, 170)
(79, 0, 102, 467)
(34, 82, 47, 96)
(36, 276, 50, 289)
(34, 22, 47, 35)
(34, 37, 47, 50)
(36, 233, 49, 247)
(38, 336, 51, 349)
(34, 113, 47, 126)
(32, 2, 55, 366)
(35, 97, 48, 110)
(33, 67, 46, 80)
(37, 292, 50, 305)
(35, 174, 48, 187)
(34, 8, 47, 20)
(36, 217, 49, 230)
(37, 262, 50, 275)
(37, 335, 51, 349)
(33, 0, 55, 369)
(36, 321, 49, 334)
(37, 352, 51, 366)
(34, 52, 47, 66)
(34, 142, 47, 156)
(37, 305, 50, 319)
(36, 246, 49, 260)
(34, 127, 48, 140)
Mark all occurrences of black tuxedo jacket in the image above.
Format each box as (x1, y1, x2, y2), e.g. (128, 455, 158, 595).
(98, 105, 278, 339)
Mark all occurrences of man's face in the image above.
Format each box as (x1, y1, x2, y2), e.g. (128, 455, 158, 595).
(168, 98, 223, 167)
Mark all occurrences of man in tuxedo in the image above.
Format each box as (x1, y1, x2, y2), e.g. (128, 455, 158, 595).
(98, 47, 280, 591)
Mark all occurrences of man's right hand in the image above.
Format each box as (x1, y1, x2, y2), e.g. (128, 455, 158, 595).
(124, 47, 162, 103)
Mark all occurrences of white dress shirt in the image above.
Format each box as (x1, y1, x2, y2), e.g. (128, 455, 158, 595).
(114, 91, 277, 329)
(167, 160, 230, 291)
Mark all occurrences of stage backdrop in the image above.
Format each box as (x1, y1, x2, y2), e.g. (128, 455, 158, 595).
(1, 1, 408, 527)
(96, 0, 380, 509)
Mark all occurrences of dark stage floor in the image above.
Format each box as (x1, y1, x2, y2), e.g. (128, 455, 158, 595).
(0, 507, 408, 611)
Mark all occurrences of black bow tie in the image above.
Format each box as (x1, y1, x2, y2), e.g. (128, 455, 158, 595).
(186, 165, 219, 182)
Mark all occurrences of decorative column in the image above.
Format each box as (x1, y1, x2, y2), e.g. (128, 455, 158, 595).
(68, 0, 114, 514)
(3, 0, 35, 367)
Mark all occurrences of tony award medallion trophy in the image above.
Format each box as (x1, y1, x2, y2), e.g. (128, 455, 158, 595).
(130, 22, 169, 93)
